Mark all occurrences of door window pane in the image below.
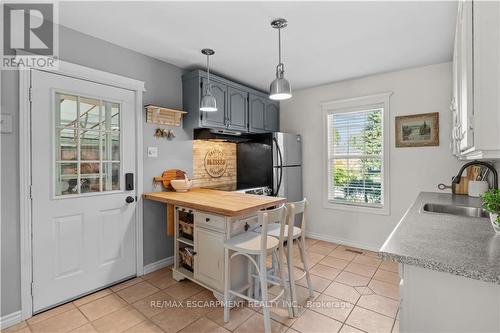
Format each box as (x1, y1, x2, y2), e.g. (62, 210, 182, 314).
(57, 94, 78, 127)
(103, 163, 120, 191)
(79, 97, 101, 130)
(102, 131, 120, 161)
(80, 130, 101, 161)
(80, 163, 101, 194)
(55, 93, 121, 196)
(56, 163, 78, 196)
(106, 101, 120, 131)
(57, 128, 78, 161)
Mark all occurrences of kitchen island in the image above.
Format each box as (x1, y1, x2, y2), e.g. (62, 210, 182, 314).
(380, 192, 500, 333)
(143, 188, 286, 296)
(143, 188, 285, 217)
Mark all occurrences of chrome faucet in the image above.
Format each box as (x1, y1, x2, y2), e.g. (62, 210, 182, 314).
(452, 160, 498, 189)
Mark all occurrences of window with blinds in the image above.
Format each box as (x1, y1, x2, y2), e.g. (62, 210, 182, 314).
(327, 107, 384, 207)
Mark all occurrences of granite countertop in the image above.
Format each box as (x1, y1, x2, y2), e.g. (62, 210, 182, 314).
(380, 192, 500, 284)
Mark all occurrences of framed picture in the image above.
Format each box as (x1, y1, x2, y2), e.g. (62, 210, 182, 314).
(395, 112, 439, 147)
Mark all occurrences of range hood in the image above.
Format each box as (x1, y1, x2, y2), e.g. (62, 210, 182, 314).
(193, 128, 270, 143)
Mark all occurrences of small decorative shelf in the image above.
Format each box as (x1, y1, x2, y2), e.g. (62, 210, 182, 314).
(145, 105, 187, 127)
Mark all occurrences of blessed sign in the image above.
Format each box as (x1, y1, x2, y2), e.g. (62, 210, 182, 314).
(204, 147, 227, 178)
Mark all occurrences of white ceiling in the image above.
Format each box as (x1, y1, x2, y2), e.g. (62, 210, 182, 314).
(59, 1, 457, 91)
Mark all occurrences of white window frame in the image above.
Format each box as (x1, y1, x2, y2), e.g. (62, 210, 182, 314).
(321, 92, 392, 215)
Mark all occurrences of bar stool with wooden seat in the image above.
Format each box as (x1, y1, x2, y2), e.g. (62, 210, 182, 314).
(257, 199, 314, 317)
(223, 205, 292, 333)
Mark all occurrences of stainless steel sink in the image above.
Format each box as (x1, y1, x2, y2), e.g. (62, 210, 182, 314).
(422, 203, 489, 218)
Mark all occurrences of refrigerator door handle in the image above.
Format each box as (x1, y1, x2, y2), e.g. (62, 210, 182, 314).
(273, 137, 284, 196)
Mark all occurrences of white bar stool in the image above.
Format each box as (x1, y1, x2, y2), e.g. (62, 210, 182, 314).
(261, 199, 315, 317)
(223, 205, 292, 333)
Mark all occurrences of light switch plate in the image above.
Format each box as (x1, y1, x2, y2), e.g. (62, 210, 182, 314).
(1, 114, 12, 134)
(147, 146, 158, 158)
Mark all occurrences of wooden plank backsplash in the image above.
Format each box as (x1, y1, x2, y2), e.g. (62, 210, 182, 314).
(192, 140, 237, 191)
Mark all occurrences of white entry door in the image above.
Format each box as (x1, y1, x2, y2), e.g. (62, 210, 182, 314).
(31, 69, 137, 313)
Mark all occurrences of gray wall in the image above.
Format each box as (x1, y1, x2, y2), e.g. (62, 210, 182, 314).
(1, 70, 21, 317)
(280, 63, 461, 249)
(0, 25, 191, 316)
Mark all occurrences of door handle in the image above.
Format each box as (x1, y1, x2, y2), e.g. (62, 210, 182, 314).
(125, 196, 135, 203)
(273, 137, 284, 196)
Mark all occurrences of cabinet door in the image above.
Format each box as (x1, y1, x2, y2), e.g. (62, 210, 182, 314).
(265, 102, 280, 132)
(451, 14, 460, 156)
(194, 227, 225, 291)
(458, 0, 474, 151)
(200, 78, 227, 128)
(249, 93, 267, 132)
(227, 86, 248, 131)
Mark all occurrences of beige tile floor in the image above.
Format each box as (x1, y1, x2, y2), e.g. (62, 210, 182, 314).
(2, 239, 400, 333)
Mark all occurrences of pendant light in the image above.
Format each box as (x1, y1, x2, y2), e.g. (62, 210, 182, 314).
(200, 48, 217, 112)
(269, 18, 292, 100)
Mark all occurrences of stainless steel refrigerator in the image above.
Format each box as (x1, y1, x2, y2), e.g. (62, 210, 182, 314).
(272, 132, 303, 201)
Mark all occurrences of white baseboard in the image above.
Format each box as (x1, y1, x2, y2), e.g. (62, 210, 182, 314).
(305, 231, 380, 253)
(143, 256, 174, 275)
(0, 311, 22, 330)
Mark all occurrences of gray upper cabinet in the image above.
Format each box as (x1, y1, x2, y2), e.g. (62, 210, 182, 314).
(182, 70, 279, 134)
(249, 93, 280, 133)
(265, 102, 280, 132)
(249, 94, 267, 132)
(200, 78, 226, 128)
(227, 86, 248, 131)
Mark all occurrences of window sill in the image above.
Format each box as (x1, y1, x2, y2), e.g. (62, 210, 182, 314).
(323, 200, 390, 215)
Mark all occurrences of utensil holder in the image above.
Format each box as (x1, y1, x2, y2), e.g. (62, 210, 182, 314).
(468, 181, 489, 197)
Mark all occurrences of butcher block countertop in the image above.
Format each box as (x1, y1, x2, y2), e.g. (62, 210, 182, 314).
(143, 188, 286, 216)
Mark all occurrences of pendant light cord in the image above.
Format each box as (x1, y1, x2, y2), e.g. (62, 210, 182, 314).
(278, 27, 282, 65)
(276, 26, 284, 76)
(206, 54, 211, 94)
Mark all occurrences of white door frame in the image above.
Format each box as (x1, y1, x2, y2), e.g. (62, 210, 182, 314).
(19, 61, 146, 320)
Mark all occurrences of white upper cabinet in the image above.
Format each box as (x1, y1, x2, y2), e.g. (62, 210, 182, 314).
(451, 0, 500, 159)
(458, 0, 474, 152)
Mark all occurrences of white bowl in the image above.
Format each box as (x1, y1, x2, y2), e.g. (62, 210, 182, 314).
(171, 179, 192, 192)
